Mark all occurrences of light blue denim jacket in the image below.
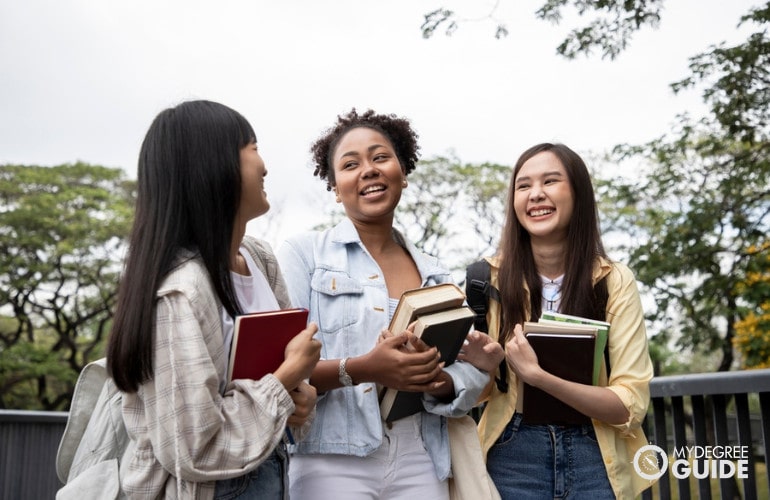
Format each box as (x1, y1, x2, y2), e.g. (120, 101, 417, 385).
(277, 218, 488, 480)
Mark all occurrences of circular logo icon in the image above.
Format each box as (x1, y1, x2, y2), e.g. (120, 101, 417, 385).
(633, 444, 668, 481)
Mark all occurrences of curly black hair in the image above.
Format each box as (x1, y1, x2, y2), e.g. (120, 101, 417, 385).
(310, 108, 421, 191)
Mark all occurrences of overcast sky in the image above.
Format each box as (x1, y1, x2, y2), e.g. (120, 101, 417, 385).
(0, 0, 760, 241)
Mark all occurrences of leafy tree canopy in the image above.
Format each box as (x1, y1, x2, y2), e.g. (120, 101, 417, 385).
(596, 4, 770, 371)
(0, 163, 134, 409)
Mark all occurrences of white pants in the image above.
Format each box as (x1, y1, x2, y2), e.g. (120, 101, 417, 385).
(289, 414, 449, 500)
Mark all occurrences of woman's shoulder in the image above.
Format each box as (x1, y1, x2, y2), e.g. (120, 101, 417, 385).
(596, 257, 639, 291)
(242, 236, 281, 270)
(242, 235, 276, 256)
(157, 253, 217, 305)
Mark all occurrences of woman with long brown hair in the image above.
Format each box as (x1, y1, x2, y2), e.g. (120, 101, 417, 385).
(473, 143, 654, 499)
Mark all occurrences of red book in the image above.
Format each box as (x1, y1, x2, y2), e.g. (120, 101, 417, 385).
(226, 308, 309, 382)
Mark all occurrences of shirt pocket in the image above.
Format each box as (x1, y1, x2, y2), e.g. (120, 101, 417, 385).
(310, 270, 363, 333)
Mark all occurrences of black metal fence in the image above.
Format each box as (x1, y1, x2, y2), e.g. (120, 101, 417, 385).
(3, 368, 770, 499)
(641, 368, 770, 500)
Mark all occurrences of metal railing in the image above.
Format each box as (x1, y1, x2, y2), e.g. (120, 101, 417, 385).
(641, 369, 770, 500)
(3, 369, 770, 499)
(0, 409, 67, 499)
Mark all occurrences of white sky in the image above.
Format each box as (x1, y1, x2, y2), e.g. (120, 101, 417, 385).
(0, 0, 760, 242)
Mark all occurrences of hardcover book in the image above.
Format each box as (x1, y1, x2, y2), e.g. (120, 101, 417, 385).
(517, 321, 596, 425)
(539, 311, 610, 385)
(388, 283, 467, 336)
(227, 308, 309, 382)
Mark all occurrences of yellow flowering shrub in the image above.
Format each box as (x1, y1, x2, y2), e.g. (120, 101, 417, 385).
(733, 242, 770, 369)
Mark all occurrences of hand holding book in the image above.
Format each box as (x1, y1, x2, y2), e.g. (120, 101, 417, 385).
(503, 324, 542, 382)
(286, 381, 317, 428)
(227, 309, 322, 445)
(273, 323, 322, 392)
(378, 291, 476, 422)
(507, 319, 628, 425)
(227, 308, 321, 392)
(369, 329, 444, 392)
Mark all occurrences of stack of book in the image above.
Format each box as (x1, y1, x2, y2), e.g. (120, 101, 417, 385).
(378, 283, 475, 422)
(517, 312, 610, 425)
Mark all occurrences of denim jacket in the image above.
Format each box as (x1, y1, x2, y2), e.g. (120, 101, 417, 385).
(277, 218, 488, 480)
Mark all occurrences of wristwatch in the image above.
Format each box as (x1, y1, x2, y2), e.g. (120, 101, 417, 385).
(338, 357, 354, 387)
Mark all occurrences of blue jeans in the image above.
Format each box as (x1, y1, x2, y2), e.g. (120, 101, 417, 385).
(214, 445, 288, 500)
(487, 413, 614, 500)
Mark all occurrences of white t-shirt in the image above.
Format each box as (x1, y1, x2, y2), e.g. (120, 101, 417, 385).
(221, 246, 280, 365)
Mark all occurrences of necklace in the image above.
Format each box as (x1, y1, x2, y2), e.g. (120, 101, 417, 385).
(541, 275, 564, 311)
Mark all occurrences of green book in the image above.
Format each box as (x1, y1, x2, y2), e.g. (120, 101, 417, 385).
(539, 311, 610, 385)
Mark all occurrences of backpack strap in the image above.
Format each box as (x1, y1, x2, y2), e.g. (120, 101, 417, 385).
(56, 358, 109, 483)
(466, 260, 498, 332)
(465, 259, 509, 393)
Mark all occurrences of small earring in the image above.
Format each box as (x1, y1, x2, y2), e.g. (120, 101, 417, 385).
(402, 179, 408, 188)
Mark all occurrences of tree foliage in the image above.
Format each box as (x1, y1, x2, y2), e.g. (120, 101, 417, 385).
(397, 155, 510, 270)
(732, 240, 770, 368)
(596, 4, 770, 371)
(599, 128, 769, 371)
(422, 0, 663, 59)
(0, 163, 134, 409)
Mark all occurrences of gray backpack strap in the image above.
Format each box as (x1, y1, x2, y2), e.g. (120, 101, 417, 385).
(56, 358, 109, 483)
(241, 237, 292, 309)
(56, 358, 128, 499)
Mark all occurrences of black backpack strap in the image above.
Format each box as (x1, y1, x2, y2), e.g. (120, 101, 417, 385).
(466, 259, 498, 332)
(465, 259, 509, 393)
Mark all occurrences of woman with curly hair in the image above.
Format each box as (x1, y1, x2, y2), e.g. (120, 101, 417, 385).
(277, 109, 492, 499)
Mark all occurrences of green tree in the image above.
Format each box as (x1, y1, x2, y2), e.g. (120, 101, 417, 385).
(397, 155, 511, 271)
(596, 5, 770, 372)
(0, 163, 134, 409)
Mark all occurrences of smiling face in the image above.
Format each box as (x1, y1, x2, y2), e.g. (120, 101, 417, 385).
(513, 151, 574, 244)
(331, 126, 405, 224)
(237, 140, 269, 223)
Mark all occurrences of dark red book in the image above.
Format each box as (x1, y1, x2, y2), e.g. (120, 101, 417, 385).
(226, 308, 309, 382)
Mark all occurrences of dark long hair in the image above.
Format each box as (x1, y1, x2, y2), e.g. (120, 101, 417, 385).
(107, 100, 255, 393)
(497, 143, 609, 346)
